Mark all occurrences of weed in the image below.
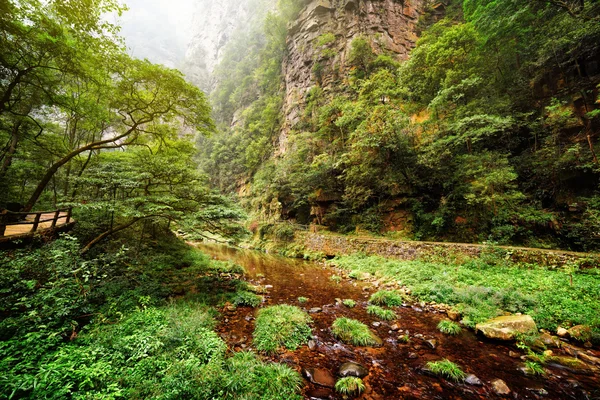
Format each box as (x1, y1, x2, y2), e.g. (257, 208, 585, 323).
(298, 297, 309, 304)
(367, 305, 396, 320)
(335, 377, 366, 396)
(524, 360, 546, 375)
(331, 317, 380, 346)
(437, 320, 462, 335)
(254, 305, 312, 354)
(369, 290, 404, 306)
(426, 359, 466, 382)
(398, 334, 410, 343)
(343, 299, 357, 308)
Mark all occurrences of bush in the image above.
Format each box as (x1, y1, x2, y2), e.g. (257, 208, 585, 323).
(254, 305, 312, 354)
(331, 318, 380, 346)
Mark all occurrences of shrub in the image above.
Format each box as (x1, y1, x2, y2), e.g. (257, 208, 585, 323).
(331, 318, 379, 346)
(369, 290, 404, 306)
(437, 320, 462, 335)
(254, 305, 312, 354)
(426, 359, 466, 382)
(367, 305, 396, 320)
(335, 377, 366, 396)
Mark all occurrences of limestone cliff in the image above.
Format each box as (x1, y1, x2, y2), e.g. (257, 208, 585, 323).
(278, 0, 427, 154)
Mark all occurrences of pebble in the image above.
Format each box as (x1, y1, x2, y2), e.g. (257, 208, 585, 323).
(465, 374, 482, 386)
(309, 307, 323, 313)
(424, 339, 438, 350)
(372, 322, 382, 328)
(491, 379, 511, 395)
(557, 327, 569, 337)
(408, 352, 418, 359)
(339, 362, 369, 378)
(390, 324, 400, 331)
(308, 340, 317, 350)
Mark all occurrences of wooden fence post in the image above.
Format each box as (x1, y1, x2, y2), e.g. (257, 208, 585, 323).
(51, 210, 61, 228)
(0, 210, 6, 237)
(66, 208, 72, 224)
(31, 213, 42, 233)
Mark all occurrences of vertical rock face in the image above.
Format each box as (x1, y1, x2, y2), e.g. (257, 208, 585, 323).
(279, 0, 426, 154)
(182, 0, 271, 91)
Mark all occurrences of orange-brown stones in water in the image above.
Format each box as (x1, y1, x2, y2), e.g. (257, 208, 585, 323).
(303, 368, 336, 388)
(491, 379, 511, 396)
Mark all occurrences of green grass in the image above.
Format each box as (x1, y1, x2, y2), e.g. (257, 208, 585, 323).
(297, 297, 309, 303)
(367, 305, 396, 320)
(369, 290, 404, 306)
(233, 291, 262, 307)
(437, 320, 462, 335)
(426, 359, 466, 382)
(343, 299, 357, 308)
(330, 254, 600, 336)
(524, 360, 546, 376)
(331, 317, 380, 346)
(330, 275, 342, 283)
(335, 377, 366, 396)
(253, 305, 313, 354)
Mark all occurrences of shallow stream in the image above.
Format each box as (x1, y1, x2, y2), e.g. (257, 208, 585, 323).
(196, 243, 600, 400)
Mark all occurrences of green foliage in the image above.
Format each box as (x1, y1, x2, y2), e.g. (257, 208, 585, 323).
(367, 305, 397, 320)
(253, 305, 313, 354)
(426, 359, 466, 382)
(437, 320, 462, 335)
(342, 299, 357, 308)
(233, 291, 263, 307)
(330, 275, 342, 283)
(524, 360, 546, 376)
(331, 317, 379, 346)
(335, 377, 366, 396)
(369, 290, 405, 307)
(297, 296, 309, 303)
(331, 254, 600, 334)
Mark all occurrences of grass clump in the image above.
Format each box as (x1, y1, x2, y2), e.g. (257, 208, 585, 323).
(297, 297, 309, 303)
(331, 317, 380, 346)
(437, 320, 462, 335)
(343, 299, 356, 308)
(254, 305, 312, 354)
(233, 291, 262, 307)
(335, 377, 366, 396)
(426, 359, 466, 382)
(369, 290, 404, 306)
(367, 305, 396, 320)
(524, 360, 546, 375)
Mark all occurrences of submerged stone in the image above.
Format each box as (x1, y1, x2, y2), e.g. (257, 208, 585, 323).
(339, 362, 369, 378)
(476, 315, 537, 340)
(491, 379, 511, 395)
(465, 374, 482, 386)
(303, 368, 336, 388)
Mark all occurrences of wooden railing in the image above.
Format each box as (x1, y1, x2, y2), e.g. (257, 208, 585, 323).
(0, 208, 73, 237)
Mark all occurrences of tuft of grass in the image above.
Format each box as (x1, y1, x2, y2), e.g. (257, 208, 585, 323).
(335, 377, 366, 396)
(297, 297, 309, 304)
(426, 359, 466, 382)
(342, 299, 356, 308)
(437, 320, 462, 335)
(330, 275, 342, 284)
(524, 360, 546, 375)
(367, 305, 396, 320)
(232, 291, 262, 307)
(369, 290, 404, 307)
(398, 334, 410, 343)
(331, 317, 379, 346)
(253, 305, 312, 354)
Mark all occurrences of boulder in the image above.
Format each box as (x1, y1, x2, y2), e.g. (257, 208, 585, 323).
(339, 362, 369, 378)
(303, 368, 336, 388)
(568, 325, 593, 342)
(476, 315, 537, 341)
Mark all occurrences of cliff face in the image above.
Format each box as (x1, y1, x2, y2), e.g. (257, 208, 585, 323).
(278, 0, 426, 154)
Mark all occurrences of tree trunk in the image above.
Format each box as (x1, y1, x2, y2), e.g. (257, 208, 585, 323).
(0, 122, 21, 182)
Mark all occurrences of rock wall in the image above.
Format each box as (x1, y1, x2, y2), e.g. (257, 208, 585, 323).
(278, 0, 426, 154)
(298, 232, 600, 267)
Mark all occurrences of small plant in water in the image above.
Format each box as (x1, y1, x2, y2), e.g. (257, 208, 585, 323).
(254, 305, 312, 354)
(367, 305, 396, 320)
(398, 334, 410, 343)
(342, 299, 356, 308)
(331, 317, 379, 346)
(437, 320, 461, 335)
(330, 275, 342, 284)
(335, 377, 366, 396)
(369, 290, 404, 306)
(524, 360, 546, 375)
(426, 359, 466, 382)
(298, 296, 309, 303)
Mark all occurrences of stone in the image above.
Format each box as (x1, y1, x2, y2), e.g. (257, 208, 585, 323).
(309, 307, 323, 313)
(509, 351, 520, 358)
(339, 362, 369, 378)
(568, 325, 593, 342)
(408, 352, 418, 359)
(424, 339, 437, 350)
(491, 379, 511, 396)
(303, 368, 336, 388)
(465, 374, 482, 386)
(557, 327, 569, 337)
(390, 324, 400, 331)
(475, 315, 537, 341)
(306, 387, 331, 400)
(372, 322, 381, 328)
(539, 333, 561, 348)
(447, 309, 461, 321)
(308, 340, 317, 350)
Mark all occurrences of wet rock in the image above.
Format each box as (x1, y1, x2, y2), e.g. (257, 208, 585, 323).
(308, 340, 317, 350)
(509, 351, 521, 358)
(424, 339, 438, 350)
(528, 387, 549, 396)
(372, 322, 381, 328)
(568, 325, 593, 342)
(224, 302, 236, 312)
(412, 306, 423, 312)
(546, 356, 595, 374)
(390, 324, 400, 331)
(476, 315, 537, 340)
(491, 379, 511, 396)
(339, 362, 369, 378)
(539, 333, 561, 348)
(306, 387, 331, 400)
(465, 374, 482, 386)
(303, 368, 336, 388)
(309, 307, 323, 313)
(556, 327, 569, 337)
(264, 284, 274, 289)
(447, 309, 461, 321)
(408, 352, 418, 359)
